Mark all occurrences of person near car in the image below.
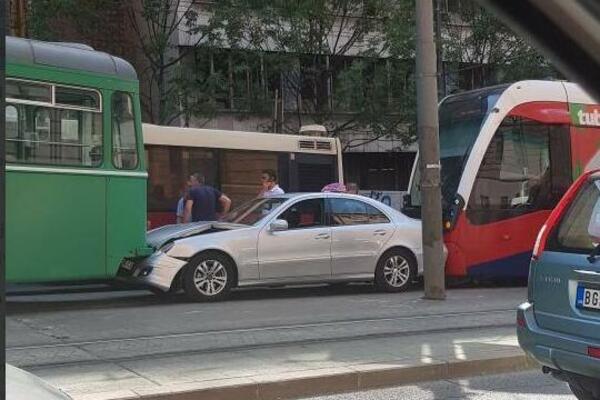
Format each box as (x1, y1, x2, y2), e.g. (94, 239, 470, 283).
(259, 169, 285, 197)
(176, 183, 190, 224)
(184, 173, 231, 222)
(346, 182, 359, 194)
(321, 182, 346, 192)
(176, 196, 185, 224)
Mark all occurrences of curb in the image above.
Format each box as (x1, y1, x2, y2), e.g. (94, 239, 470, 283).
(76, 354, 537, 400)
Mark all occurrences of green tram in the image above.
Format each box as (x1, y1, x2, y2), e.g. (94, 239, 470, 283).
(6, 36, 151, 283)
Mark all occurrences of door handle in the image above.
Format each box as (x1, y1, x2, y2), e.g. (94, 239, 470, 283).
(315, 233, 330, 240)
(574, 269, 600, 284)
(374, 230, 387, 236)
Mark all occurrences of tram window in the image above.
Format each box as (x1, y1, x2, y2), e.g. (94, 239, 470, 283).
(55, 86, 100, 110)
(467, 118, 571, 225)
(5, 103, 102, 167)
(6, 79, 52, 103)
(146, 146, 218, 212)
(6, 105, 19, 162)
(220, 149, 279, 207)
(112, 92, 139, 169)
(35, 109, 51, 141)
(6, 105, 18, 139)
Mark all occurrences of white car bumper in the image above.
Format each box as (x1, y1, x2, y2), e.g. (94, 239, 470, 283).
(134, 251, 187, 291)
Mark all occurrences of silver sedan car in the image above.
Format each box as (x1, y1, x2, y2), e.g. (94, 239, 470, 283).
(134, 193, 426, 301)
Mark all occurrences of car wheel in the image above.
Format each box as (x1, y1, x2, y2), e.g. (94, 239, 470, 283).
(375, 249, 416, 292)
(183, 252, 235, 302)
(569, 383, 599, 400)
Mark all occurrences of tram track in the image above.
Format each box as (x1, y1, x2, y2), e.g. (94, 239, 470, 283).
(7, 308, 516, 368)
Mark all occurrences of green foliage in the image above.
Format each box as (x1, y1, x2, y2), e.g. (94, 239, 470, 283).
(28, 0, 117, 40)
(442, 1, 560, 91)
(27, 0, 560, 142)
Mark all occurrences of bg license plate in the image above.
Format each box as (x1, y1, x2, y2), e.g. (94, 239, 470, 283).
(576, 286, 600, 310)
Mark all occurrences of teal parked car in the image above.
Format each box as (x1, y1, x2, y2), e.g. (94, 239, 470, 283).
(518, 169, 600, 400)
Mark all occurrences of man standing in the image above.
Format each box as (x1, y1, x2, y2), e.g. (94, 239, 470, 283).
(259, 169, 285, 197)
(184, 173, 231, 222)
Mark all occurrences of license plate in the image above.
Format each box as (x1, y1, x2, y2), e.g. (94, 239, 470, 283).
(576, 286, 600, 310)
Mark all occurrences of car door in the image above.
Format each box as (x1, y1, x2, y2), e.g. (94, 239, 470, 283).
(258, 198, 332, 280)
(329, 197, 395, 276)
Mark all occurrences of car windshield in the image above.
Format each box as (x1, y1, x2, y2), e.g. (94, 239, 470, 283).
(220, 197, 287, 225)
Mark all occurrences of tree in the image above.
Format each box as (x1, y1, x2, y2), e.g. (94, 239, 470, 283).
(126, 0, 227, 125)
(203, 0, 417, 148)
(440, 1, 560, 92)
(28, 0, 114, 40)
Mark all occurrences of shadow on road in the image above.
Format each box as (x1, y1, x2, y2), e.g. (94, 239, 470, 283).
(7, 282, 424, 314)
(7, 277, 525, 316)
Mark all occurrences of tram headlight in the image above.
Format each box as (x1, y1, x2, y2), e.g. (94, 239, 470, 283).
(443, 194, 465, 232)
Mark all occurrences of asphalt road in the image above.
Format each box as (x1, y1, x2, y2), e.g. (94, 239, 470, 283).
(301, 370, 574, 400)
(7, 283, 526, 368)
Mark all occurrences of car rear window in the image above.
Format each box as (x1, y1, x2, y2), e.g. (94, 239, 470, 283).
(551, 179, 600, 253)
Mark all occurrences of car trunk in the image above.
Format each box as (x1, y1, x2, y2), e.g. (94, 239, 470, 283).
(533, 179, 600, 342)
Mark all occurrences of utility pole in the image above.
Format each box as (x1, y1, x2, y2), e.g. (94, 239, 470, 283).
(416, 0, 445, 300)
(434, 0, 446, 98)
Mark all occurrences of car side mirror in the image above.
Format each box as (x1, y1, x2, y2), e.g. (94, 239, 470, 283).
(269, 219, 289, 232)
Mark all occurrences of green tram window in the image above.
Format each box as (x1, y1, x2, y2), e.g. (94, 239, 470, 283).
(112, 92, 139, 170)
(5, 79, 103, 167)
(7, 79, 52, 103)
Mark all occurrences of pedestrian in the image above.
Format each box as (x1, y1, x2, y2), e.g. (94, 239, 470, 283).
(175, 185, 188, 224)
(346, 182, 359, 195)
(321, 182, 346, 193)
(184, 173, 231, 222)
(259, 169, 285, 197)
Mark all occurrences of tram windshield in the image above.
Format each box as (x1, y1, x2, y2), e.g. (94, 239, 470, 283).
(408, 85, 507, 211)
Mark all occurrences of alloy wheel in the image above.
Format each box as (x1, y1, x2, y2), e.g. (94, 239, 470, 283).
(383, 255, 410, 288)
(193, 260, 228, 296)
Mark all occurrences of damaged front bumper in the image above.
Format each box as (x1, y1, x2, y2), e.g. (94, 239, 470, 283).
(130, 251, 188, 292)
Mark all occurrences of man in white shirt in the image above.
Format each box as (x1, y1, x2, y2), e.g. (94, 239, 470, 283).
(259, 169, 285, 197)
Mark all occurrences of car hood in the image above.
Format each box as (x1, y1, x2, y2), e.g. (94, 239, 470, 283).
(146, 222, 248, 249)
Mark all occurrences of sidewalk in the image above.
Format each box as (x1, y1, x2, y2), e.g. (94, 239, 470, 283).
(29, 325, 534, 400)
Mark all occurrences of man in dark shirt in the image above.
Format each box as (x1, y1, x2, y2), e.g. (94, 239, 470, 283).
(184, 173, 231, 222)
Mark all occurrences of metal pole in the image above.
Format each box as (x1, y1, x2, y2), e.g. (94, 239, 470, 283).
(435, 0, 446, 98)
(416, 0, 445, 300)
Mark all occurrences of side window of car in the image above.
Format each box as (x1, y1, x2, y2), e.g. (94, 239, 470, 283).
(279, 199, 324, 229)
(367, 204, 390, 224)
(330, 198, 373, 225)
